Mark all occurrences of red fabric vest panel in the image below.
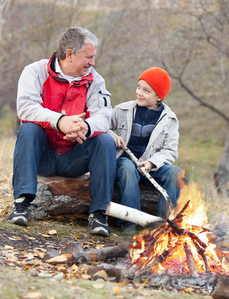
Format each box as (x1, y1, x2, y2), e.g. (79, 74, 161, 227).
(41, 73, 93, 155)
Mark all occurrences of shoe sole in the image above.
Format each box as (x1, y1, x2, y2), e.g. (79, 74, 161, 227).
(8, 216, 28, 226)
(89, 227, 110, 237)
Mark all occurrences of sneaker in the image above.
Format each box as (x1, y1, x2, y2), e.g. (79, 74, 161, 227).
(120, 221, 136, 234)
(88, 210, 111, 237)
(8, 197, 31, 226)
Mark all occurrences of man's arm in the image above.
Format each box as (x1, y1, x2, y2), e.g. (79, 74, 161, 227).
(17, 60, 63, 130)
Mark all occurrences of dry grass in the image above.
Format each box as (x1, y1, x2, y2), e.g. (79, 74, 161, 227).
(0, 139, 212, 298)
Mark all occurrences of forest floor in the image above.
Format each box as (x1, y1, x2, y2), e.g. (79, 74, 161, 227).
(0, 136, 228, 299)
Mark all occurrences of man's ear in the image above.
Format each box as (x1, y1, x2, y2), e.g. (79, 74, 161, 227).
(66, 49, 73, 61)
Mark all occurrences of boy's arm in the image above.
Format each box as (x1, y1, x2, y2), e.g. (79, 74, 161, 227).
(148, 118, 179, 170)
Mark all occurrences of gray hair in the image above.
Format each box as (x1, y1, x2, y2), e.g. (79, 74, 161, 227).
(56, 27, 99, 60)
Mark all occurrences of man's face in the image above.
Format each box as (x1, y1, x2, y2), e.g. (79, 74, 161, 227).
(71, 43, 97, 77)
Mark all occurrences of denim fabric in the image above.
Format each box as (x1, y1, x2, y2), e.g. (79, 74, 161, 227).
(115, 157, 182, 224)
(13, 122, 116, 213)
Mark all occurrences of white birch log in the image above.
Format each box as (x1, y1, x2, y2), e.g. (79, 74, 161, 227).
(122, 146, 173, 217)
(106, 202, 165, 226)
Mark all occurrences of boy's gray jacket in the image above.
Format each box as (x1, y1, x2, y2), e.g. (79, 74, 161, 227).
(107, 100, 179, 170)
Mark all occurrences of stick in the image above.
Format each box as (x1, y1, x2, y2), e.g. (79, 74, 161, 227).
(184, 242, 199, 277)
(122, 146, 173, 217)
(106, 202, 165, 226)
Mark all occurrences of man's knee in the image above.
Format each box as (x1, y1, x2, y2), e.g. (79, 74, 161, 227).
(18, 123, 44, 138)
(95, 133, 115, 147)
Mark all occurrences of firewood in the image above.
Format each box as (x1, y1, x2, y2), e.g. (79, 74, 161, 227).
(184, 242, 198, 277)
(212, 276, 229, 299)
(73, 242, 130, 264)
(192, 240, 210, 273)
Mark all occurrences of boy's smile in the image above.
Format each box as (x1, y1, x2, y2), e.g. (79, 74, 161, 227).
(136, 80, 161, 110)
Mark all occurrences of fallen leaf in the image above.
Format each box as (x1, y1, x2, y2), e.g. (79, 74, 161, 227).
(24, 235, 36, 240)
(46, 254, 73, 264)
(4, 245, 13, 249)
(24, 253, 35, 260)
(23, 291, 42, 299)
(8, 236, 22, 241)
(41, 234, 50, 238)
(81, 274, 91, 280)
(113, 286, 122, 294)
(95, 244, 105, 249)
(48, 230, 57, 235)
(182, 287, 194, 293)
(92, 281, 104, 289)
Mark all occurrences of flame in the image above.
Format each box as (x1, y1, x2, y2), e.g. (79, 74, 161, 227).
(129, 182, 229, 275)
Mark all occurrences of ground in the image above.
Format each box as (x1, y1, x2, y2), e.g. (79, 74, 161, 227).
(0, 137, 227, 299)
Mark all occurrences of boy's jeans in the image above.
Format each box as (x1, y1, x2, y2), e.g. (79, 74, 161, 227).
(13, 122, 116, 213)
(115, 157, 182, 224)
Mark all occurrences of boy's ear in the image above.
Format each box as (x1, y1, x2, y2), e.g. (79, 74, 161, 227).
(157, 98, 163, 104)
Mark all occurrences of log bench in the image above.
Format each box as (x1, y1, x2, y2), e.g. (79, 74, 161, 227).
(30, 174, 160, 225)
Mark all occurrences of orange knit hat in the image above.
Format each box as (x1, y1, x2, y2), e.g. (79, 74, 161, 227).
(138, 67, 171, 100)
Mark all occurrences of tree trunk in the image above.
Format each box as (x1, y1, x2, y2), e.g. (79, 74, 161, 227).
(214, 125, 229, 194)
(29, 175, 160, 221)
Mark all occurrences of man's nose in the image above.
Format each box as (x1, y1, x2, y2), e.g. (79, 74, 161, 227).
(89, 57, 95, 66)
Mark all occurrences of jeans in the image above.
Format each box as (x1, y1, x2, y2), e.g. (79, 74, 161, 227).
(115, 157, 182, 224)
(13, 122, 116, 213)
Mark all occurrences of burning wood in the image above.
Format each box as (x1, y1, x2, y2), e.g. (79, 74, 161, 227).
(128, 183, 229, 277)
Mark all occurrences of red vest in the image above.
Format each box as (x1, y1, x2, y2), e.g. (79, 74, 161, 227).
(40, 53, 93, 155)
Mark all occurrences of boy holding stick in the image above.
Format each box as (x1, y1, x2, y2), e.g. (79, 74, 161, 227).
(108, 67, 184, 233)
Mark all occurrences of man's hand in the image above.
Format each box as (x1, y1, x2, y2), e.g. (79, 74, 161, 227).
(58, 113, 88, 144)
(113, 136, 126, 148)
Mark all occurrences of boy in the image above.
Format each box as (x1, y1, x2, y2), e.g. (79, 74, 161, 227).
(108, 67, 184, 233)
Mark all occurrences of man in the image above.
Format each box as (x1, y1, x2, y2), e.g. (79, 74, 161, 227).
(8, 27, 116, 237)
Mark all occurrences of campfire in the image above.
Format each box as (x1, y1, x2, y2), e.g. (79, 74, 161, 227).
(128, 182, 229, 277)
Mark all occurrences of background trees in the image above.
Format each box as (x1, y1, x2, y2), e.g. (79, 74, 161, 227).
(0, 0, 228, 193)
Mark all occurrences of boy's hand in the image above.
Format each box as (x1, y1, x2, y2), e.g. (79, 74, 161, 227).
(113, 136, 126, 148)
(138, 161, 155, 174)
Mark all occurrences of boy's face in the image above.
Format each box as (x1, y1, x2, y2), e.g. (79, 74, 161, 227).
(136, 80, 161, 110)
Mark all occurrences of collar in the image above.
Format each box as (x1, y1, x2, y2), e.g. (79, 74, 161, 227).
(55, 57, 91, 83)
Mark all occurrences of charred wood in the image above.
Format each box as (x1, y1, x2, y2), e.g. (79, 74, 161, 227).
(184, 242, 198, 277)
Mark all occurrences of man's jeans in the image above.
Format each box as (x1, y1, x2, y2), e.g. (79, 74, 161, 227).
(13, 122, 116, 213)
(115, 157, 182, 224)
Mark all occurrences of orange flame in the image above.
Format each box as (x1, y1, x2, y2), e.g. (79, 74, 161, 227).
(129, 182, 229, 275)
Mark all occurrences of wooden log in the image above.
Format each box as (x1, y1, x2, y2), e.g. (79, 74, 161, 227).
(46, 242, 130, 265)
(106, 202, 165, 226)
(29, 174, 160, 221)
(184, 242, 198, 277)
(212, 276, 229, 299)
(73, 242, 130, 264)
